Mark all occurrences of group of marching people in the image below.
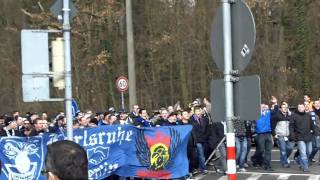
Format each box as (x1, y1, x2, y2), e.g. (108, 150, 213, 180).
(250, 95, 320, 172)
(0, 94, 319, 177)
(234, 95, 320, 174)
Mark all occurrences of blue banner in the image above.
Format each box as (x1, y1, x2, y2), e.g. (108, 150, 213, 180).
(0, 125, 192, 180)
(0, 133, 65, 180)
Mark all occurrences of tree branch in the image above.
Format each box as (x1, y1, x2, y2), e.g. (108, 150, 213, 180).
(37, 1, 45, 12)
(21, 9, 33, 18)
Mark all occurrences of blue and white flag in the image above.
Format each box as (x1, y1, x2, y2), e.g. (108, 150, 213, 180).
(0, 133, 64, 180)
(0, 125, 192, 180)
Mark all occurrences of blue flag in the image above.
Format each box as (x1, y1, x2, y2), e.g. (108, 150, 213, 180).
(0, 125, 192, 180)
(0, 133, 65, 180)
(71, 99, 80, 117)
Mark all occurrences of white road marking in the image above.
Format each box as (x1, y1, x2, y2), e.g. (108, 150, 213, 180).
(276, 174, 291, 180)
(194, 171, 320, 180)
(308, 175, 320, 180)
(239, 171, 320, 176)
(250, 149, 280, 152)
(217, 176, 228, 180)
(194, 171, 216, 180)
(246, 174, 263, 180)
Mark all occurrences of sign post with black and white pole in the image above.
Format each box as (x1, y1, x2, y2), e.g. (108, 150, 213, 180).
(210, 0, 257, 179)
(116, 76, 129, 110)
(221, 1, 237, 179)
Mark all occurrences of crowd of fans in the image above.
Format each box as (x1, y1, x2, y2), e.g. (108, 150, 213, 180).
(0, 94, 320, 178)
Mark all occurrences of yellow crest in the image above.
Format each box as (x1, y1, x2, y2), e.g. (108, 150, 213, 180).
(150, 143, 170, 170)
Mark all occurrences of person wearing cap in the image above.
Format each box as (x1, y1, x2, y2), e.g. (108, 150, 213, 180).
(115, 110, 131, 125)
(107, 107, 116, 114)
(50, 116, 65, 133)
(0, 117, 24, 137)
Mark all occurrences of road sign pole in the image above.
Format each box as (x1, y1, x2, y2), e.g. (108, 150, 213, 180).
(222, 0, 236, 179)
(121, 92, 125, 110)
(63, 0, 73, 140)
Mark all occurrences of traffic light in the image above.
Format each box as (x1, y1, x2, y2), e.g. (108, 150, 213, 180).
(52, 37, 65, 90)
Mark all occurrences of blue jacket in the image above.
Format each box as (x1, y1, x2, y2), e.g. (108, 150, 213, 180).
(256, 110, 271, 133)
(134, 116, 152, 127)
(256, 105, 278, 134)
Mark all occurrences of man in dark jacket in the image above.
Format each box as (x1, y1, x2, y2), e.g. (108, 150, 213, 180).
(180, 110, 198, 175)
(309, 100, 320, 163)
(156, 112, 181, 126)
(29, 118, 47, 136)
(190, 106, 209, 174)
(153, 109, 169, 126)
(290, 104, 314, 172)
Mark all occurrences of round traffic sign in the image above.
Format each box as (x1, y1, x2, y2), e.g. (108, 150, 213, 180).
(211, 0, 256, 72)
(116, 76, 129, 92)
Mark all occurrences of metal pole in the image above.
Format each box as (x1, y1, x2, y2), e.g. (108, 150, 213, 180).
(222, 0, 236, 179)
(121, 92, 125, 110)
(63, 0, 73, 140)
(126, 0, 137, 108)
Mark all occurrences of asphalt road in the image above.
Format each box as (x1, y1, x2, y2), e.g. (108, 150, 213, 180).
(193, 148, 320, 180)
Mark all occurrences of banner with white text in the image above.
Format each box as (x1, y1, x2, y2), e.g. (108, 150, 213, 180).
(0, 125, 192, 180)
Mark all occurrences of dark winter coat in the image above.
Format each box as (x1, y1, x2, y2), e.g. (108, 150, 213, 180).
(310, 111, 320, 136)
(0, 126, 24, 137)
(208, 122, 225, 150)
(189, 114, 209, 143)
(290, 111, 314, 142)
(314, 108, 320, 117)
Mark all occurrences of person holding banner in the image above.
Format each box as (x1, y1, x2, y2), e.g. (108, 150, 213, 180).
(133, 108, 152, 127)
(190, 106, 209, 174)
